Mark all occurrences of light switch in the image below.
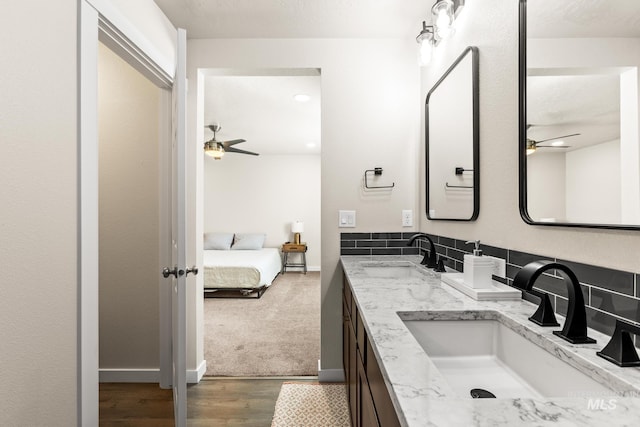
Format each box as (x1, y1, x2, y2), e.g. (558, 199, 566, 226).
(339, 210, 356, 228)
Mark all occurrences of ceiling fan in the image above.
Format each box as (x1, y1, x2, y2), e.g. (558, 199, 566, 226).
(526, 131, 580, 155)
(204, 124, 259, 159)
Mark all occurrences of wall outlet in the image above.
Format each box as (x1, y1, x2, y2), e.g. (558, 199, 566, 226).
(487, 256, 506, 278)
(339, 210, 356, 228)
(402, 210, 413, 227)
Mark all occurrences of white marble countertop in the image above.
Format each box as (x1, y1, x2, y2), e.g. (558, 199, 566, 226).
(340, 255, 640, 427)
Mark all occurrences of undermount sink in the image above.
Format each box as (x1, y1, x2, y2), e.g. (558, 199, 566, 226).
(402, 317, 613, 399)
(361, 261, 428, 279)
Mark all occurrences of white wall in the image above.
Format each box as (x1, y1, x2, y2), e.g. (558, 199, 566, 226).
(98, 43, 161, 372)
(188, 38, 420, 375)
(566, 140, 621, 223)
(527, 152, 566, 221)
(0, 1, 78, 425)
(620, 67, 640, 223)
(1, 0, 177, 423)
(204, 154, 321, 269)
(419, 0, 640, 273)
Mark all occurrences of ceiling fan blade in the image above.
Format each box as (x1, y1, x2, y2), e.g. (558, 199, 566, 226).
(221, 139, 246, 148)
(535, 133, 580, 144)
(536, 145, 572, 149)
(225, 146, 259, 156)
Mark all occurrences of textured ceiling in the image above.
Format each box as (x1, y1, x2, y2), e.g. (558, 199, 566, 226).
(154, 0, 640, 156)
(154, 0, 427, 157)
(204, 75, 321, 155)
(527, 0, 639, 154)
(528, 0, 640, 38)
(527, 74, 620, 151)
(154, 0, 427, 39)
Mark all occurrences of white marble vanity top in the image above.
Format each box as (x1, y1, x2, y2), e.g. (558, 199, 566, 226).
(340, 255, 640, 427)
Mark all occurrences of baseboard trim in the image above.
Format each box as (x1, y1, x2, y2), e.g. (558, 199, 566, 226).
(317, 360, 345, 383)
(188, 360, 207, 384)
(99, 362, 207, 384)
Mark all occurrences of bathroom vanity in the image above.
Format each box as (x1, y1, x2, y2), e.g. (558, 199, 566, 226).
(341, 255, 640, 426)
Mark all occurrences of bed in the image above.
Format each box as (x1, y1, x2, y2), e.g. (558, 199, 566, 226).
(203, 248, 282, 298)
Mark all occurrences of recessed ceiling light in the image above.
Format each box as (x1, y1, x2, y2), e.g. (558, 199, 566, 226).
(294, 94, 310, 103)
(306, 142, 316, 148)
(551, 140, 565, 146)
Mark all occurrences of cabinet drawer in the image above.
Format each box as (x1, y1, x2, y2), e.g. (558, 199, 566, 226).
(282, 243, 306, 252)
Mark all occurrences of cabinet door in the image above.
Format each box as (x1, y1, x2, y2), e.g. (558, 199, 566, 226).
(348, 316, 358, 427)
(358, 352, 380, 427)
(342, 300, 349, 376)
(366, 340, 401, 427)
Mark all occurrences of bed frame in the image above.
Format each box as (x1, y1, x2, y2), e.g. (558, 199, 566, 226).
(202, 248, 282, 299)
(203, 284, 268, 299)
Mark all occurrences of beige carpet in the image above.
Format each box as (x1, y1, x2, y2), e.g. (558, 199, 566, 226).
(271, 383, 350, 427)
(204, 271, 320, 376)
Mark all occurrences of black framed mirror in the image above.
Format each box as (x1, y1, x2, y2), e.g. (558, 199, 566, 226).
(519, 0, 640, 230)
(426, 46, 479, 221)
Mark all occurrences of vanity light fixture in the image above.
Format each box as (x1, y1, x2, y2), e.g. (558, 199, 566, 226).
(416, 0, 465, 66)
(416, 22, 435, 66)
(432, 0, 455, 39)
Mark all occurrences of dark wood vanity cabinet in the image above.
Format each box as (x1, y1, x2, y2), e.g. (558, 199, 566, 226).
(343, 275, 401, 427)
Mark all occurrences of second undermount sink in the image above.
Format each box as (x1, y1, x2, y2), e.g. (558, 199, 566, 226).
(361, 261, 428, 279)
(402, 316, 613, 399)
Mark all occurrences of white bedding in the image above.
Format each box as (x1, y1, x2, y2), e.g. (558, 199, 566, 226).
(203, 248, 282, 290)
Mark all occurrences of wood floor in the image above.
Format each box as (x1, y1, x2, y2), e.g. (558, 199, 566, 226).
(99, 377, 318, 426)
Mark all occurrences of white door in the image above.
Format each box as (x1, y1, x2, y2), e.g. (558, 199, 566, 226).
(161, 28, 189, 427)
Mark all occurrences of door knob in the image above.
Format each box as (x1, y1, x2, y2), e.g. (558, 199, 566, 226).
(186, 265, 198, 276)
(162, 267, 185, 278)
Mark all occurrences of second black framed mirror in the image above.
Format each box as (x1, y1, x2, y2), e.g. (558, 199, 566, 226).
(426, 46, 479, 221)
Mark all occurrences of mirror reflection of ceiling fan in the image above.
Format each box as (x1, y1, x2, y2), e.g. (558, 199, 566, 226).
(526, 126, 580, 155)
(203, 124, 259, 160)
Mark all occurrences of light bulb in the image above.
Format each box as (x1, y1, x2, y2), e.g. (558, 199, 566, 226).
(419, 39, 433, 66)
(416, 22, 434, 66)
(432, 0, 454, 40)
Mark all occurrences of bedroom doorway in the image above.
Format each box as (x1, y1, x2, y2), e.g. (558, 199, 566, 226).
(199, 69, 322, 377)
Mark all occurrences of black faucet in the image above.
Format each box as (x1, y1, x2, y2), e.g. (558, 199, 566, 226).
(597, 319, 640, 367)
(407, 233, 438, 269)
(513, 260, 596, 344)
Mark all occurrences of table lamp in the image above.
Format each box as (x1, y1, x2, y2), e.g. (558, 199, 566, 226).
(291, 221, 304, 245)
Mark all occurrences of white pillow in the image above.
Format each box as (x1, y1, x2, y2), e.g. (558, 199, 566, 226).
(203, 232, 234, 250)
(231, 233, 266, 250)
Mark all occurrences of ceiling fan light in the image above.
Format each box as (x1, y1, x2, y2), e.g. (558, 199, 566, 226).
(526, 139, 536, 155)
(204, 140, 225, 159)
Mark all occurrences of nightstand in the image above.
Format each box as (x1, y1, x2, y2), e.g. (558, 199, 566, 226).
(281, 242, 307, 274)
